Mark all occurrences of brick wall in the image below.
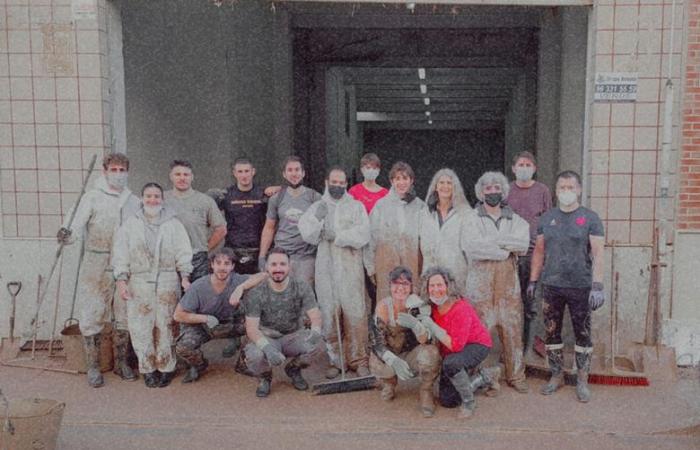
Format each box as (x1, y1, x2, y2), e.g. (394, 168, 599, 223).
(679, 0, 700, 229)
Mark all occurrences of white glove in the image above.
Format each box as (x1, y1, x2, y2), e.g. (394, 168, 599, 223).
(419, 316, 448, 341)
(381, 350, 414, 381)
(205, 315, 219, 330)
(396, 312, 428, 339)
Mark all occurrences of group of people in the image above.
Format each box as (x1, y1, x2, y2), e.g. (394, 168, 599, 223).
(57, 149, 605, 419)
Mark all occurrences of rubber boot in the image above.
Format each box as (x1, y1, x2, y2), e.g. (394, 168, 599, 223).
(541, 349, 565, 396)
(418, 364, 439, 418)
(379, 377, 397, 401)
(222, 337, 240, 358)
(284, 359, 308, 391)
(482, 366, 502, 397)
(256, 372, 272, 398)
(449, 369, 476, 419)
(113, 330, 137, 381)
(575, 351, 592, 403)
(83, 334, 104, 388)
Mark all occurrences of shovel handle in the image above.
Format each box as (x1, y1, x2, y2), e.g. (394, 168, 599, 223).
(6, 282, 21, 297)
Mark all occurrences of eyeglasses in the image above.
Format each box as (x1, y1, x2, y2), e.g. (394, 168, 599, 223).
(390, 281, 412, 287)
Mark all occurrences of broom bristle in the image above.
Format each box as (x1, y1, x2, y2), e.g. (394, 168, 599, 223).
(312, 376, 377, 395)
(589, 374, 650, 386)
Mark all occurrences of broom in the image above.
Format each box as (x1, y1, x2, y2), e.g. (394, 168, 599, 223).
(312, 307, 376, 395)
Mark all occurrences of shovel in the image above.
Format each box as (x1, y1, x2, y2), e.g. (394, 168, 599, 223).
(1, 282, 23, 361)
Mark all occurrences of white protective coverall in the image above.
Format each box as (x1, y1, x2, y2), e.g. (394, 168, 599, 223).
(64, 175, 141, 336)
(298, 191, 370, 371)
(365, 189, 425, 301)
(419, 206, 471, 296)
(112, 208, 193, 374)
(461, 204, 530, 384)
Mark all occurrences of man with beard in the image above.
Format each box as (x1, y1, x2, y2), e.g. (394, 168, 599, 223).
(241, 248, 324, 397)
(258, 156, 322, 287)
(165, 160, 227, 284)
(174, 248, 266, 383)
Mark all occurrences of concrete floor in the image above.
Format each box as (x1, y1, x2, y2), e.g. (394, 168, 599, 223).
(1, 342, 699, 450)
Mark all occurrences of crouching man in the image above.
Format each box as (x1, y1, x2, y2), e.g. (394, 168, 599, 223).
(241, 247, 324, 397)
(174, 248, 266, 383)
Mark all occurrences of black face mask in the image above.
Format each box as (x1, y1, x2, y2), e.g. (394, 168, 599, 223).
(286, 180, 303, 189)
(483, 193, 503, 207)
(328, 186, 345, 199)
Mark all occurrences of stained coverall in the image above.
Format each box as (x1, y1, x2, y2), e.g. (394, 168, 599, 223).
(113, 208, 193, 375)
(365, 189, 425, 301)
(462, 204, 530, 388)
(298, 192, 371, 371)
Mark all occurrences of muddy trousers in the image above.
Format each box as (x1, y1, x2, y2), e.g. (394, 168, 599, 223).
(517, 256, 536, 351)
(438, 344, 490, 408)
(369, 344, 440, 393)
(320, 297, 369, 372)
(176, 322, 245, 368)
(542, 285, 592, 353)
(243, 329, 324, 376)
(125, 277, 179, 374)
(77, 251, 128, 337)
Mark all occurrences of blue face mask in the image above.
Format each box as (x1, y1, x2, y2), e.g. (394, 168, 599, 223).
(107, 172, 128, 190)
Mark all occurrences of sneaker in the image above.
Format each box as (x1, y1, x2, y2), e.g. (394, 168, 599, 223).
(325, 366, 341, 379)
(144, 372, 160, 388)
(284, 365, 309, 391)
(510, 378, 530, 394)
(158, 371, 175, 388)
(182, 361, 209, 384)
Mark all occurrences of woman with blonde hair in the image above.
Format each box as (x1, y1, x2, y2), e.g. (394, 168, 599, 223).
(419, 168, 471, 296)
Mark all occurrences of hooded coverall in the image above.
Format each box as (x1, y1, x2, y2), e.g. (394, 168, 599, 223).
(64, 176, 141, 337)
(113, 208, 193, 374)
(365, 189, 425, 301)
(419, 206, 470, 296)
(462, 205, 530, 386)
(299, 192, 370, 371)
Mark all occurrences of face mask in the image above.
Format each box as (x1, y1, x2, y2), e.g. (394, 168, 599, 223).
(361, 167, 379, 181)
(107, 172, 128, 190)
(143, 205, 162, 217)
(286, 179, 303, 189)
(483, 192, 503, 207)
(328, 186, 345, 200)
(430, 295, 449, 306)
(515, 167, 535, 182)
(557, 190, 578, 207)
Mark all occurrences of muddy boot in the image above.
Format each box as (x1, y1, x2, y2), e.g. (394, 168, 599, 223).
(575, 351, 592, 403)
(182, 360, 209, 384)
(419, 381, 435, 418)
(449, 369, 476, 419)
(284, 360, 308, 391)
(482, 366, 502, 397)
(83, 334, 104, 388)
(256, 372, 272, 398)
(379, 377, 397, 401)
(222, 337, 241, 359)
(144, 372, 160, 388)
(113, 330, 137, 381)
(541, 349, 565, 396)
(158, 371, 175, 388)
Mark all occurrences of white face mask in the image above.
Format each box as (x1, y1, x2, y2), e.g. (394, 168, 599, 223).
(107, 172, 128, 190)
(557, 190, 578, 207)
(430, 295, 449, 306)
(361, 167, 380, 181)
(515, 167, 535, 182)
(143, 205, 162, 217)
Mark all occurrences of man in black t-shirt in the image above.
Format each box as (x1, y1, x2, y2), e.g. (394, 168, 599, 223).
(173, 248, 265, 383)
(217, 158, 279, 274)
(528, 170, 605, 403)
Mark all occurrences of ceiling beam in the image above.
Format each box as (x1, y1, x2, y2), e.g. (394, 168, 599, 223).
(357, 111, 502, 121)
(362, 120, 504, 130)
(356, 101, 507, 113)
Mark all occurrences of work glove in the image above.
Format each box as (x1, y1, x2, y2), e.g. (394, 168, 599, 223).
(396, 312, 428, 339)
(382, 351, 414, 380)
(204, 315, 219, 331)
(56, 227, 72, 244)
(261, 343, 286, 366)
(589, 282, 605, 311)
(418, 316, 448, 341)
(315, 202, 328, 221)
(526, 281, 537, 303)
(305, 328, 324, 347)
(257, 256, 266, 273)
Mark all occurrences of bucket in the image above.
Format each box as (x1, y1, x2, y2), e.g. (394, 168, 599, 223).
(60, 322, 113, 373)
(0, 398, 65, 450)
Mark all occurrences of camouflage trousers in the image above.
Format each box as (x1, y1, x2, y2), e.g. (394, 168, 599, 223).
(78, 251, 127, 336)
(243, 329, 324, 376)
(176, 321, 245, 368)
